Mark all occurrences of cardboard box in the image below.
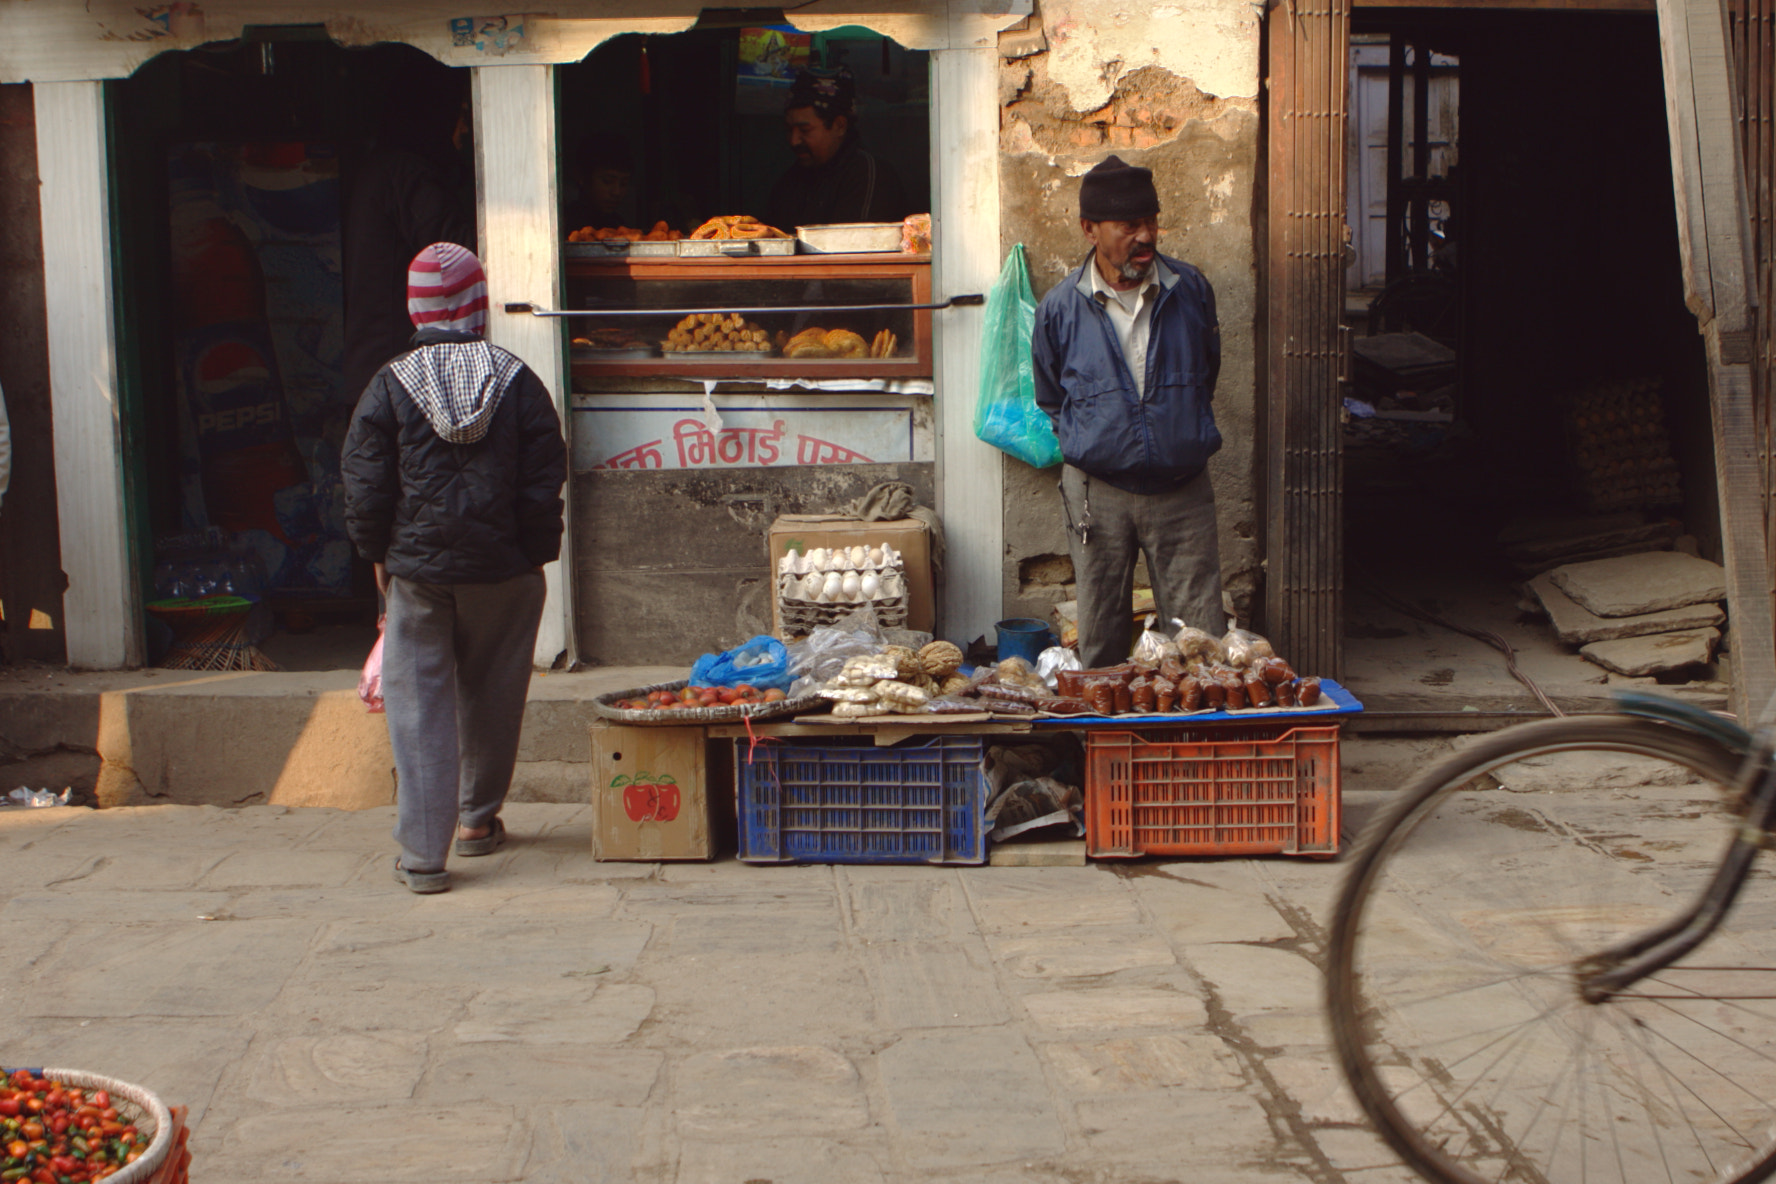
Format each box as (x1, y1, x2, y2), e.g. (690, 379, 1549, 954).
(768, 514, 934, 639)
(591, 723, 713, 861)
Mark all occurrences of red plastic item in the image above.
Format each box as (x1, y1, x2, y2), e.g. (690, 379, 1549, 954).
(146, 1105, 191, 1184)
(1084, 723, 1341, 858)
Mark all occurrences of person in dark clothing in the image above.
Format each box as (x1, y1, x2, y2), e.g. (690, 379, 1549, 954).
(1032, 155, 1226, 669)
(343, 243, 566, 894)
(562, 132, 635, 233)
(765, 69, 909, 231)
(341, 100, 475, 401)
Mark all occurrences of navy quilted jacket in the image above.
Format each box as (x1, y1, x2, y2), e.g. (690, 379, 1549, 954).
(343, 328, 566, 584)
(1031, 251, 1222, 494)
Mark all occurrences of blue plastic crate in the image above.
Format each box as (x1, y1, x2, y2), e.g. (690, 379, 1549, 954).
(735, 734, 988, 864)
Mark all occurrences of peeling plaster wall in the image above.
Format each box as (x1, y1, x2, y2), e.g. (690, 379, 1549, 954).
(997, 3, 1262, 628)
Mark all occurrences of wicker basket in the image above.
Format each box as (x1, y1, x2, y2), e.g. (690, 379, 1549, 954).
(591, 679, 823, 726)
(12, 1068, 175, 1184)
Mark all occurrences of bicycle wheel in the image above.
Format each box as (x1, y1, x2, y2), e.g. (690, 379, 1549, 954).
(1329, 713, 1776, 1184)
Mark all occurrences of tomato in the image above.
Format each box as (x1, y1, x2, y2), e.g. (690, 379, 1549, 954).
(89, 1093, 107, 1111)
(7, 1139, 27, 1158)
(0, 1097, 18, 1117)
(21, 1120, 43, 1140)
(49, 1114, 68, 1135)
(763, 688, 786, 702)
(734, 683, 756, 696)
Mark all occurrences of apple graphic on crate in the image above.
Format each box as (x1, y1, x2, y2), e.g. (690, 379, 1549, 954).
(612, 772, 681, 823)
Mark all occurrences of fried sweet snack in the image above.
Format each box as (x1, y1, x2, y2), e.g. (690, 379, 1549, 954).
(662, 312, 773, 354)
(568, 221, 682, 243)
(689, 215, 790, 241)
(780, 326, 871, 359)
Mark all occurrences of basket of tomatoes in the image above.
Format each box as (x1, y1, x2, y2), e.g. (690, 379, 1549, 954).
(591, 679, 823, 725)
(1, 1067, 178, 1184)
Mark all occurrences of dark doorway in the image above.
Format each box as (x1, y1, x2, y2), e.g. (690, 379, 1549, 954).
(107, 33, 475, 670)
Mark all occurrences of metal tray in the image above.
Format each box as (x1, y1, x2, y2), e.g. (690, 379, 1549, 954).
(566, 240, 678, 258)
(676, 238, 796, 257)
(796, 222, 903, 253)
(572, 346, 657, 361)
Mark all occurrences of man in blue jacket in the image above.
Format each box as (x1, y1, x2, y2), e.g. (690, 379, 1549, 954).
(1033, 155, 1225, 669)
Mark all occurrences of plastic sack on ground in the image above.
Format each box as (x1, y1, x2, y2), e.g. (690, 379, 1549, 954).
(690, 635, 794, 692)
(358, 617, 386, 714)
(974, 244, 1061, 469)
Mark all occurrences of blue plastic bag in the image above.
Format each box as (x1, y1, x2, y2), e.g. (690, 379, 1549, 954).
(974, 243, 1061, 469)
(689, 635, 794, 692)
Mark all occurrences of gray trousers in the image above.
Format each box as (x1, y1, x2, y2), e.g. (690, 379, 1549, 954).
(383, 571, 546, 872)
(1061, 464, 1225, 670)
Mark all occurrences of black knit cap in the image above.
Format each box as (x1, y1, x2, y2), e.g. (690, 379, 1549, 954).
(1079, 155, 1159, 221)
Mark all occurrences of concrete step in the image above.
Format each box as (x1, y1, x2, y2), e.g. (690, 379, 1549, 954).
(0, 665, 682, 810)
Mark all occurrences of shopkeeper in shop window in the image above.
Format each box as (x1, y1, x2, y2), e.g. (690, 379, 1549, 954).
(562, 133, 635, 233)
(765, 69, 910, 232)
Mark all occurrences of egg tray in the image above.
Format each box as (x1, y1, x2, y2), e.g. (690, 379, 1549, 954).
(591, 678, 827, 726)
(778, 596, 908, 634)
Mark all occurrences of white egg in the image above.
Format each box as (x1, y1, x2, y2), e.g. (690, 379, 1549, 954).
(806, 547, 827, 570)
(868, 546, 884, 567)
(860, 571, 881, 599)
(819, 572, 843, 602)
(799, 572, 824, 600)
(841, 571, 862, 601)
(849, 544, 868, 568)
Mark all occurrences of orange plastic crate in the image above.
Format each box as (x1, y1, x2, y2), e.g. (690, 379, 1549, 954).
(1084, 723, 1341, 858)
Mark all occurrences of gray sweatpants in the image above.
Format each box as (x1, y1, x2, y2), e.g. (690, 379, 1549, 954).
(382, 571, 546, 873)
(1061, 464, 1225, 670)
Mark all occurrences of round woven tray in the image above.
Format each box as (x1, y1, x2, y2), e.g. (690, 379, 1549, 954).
(10, 1067, 174, 1184)
(592, 679, 824, 725)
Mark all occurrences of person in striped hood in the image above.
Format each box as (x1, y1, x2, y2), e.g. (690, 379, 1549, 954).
(343, 242, 567, 894)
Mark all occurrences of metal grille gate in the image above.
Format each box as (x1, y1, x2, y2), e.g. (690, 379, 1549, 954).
(1727, 0, 1776, 592)
(1265, 0, 1353, 678)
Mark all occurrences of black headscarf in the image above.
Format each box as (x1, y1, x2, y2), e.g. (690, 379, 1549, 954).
(786, 68, 856, 126)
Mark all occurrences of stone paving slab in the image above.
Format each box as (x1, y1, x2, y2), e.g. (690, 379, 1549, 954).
(1528, 572, 1725, 645)
(1548, 550, 1727, 616)
(0, 801, 1449, 1184)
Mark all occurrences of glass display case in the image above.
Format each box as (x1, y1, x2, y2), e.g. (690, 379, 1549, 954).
(563, 254, 933, 380)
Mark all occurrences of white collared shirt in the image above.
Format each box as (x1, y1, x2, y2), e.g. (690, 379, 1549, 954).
(1087, 259, 1166, 399)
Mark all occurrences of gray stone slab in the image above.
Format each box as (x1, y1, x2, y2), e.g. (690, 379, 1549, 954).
(26, 919, 315, 1017)
(0, 1018, 251, 1128)
(1040, 1034, 1245, 1093)
(205, 1103, 531, 1182)
(866, 941, 1010, 1029)
(1075, 1088, 1275, 1163)
(1549, 551, 1727, 616)
(878, 1031, 1065, 1167)
(643, 950, 877, 1045)
(990, 928, 1177, 979)
(1130, 876, 1298, 945)
(520, 1105, 651, 1184)
(454, 982, 654, 1044)
(1184, 943, 1323, 1020)
(843, 868, 969, 942)
(245, 1031, 431, 1105)
(303, 917, 654, 989)
(674, 1045, 868, 1137)
(1020, 985, 1209, 1032)
(199, 849, 373, 889)
(963, 866, 1141, 933)
(418, 1045, 663, 1105)
(1265, 1054, 1365, 1124)
(1581, 628, 1721, 676)
(1529, 574, 1724, 645)
(674, 1138, 886, 1184)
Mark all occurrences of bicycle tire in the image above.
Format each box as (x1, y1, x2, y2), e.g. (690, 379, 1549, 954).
(1328, 713, 1776, 1184)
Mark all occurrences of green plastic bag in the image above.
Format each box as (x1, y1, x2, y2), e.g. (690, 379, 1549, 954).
(974, 243, 1061, 469)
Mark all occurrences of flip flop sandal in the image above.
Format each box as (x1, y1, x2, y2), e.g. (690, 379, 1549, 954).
(454, 815, 506, 858)
(393, 859, 450, 894)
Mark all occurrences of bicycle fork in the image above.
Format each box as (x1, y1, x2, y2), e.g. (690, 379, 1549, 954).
(1576, 732, 1776, 1004)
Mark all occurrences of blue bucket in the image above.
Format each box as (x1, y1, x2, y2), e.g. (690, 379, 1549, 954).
(995, 618, 1055, 665)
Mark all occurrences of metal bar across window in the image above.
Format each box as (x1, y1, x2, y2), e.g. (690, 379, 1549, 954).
(504, 296, 983, 318)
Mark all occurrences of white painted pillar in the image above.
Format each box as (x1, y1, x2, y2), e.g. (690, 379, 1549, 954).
(35, 81, 141, 670)
(930, 47, 1004, 646)
(472, 64, 575, 668)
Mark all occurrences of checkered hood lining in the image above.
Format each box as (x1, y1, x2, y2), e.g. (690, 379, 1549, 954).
(389, 341, 525, 445)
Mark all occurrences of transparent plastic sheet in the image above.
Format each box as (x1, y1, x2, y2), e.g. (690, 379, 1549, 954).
(1034, 645, 1081, 691)
(787, 605, 889, 696)
(1132, 614, 1178, 666)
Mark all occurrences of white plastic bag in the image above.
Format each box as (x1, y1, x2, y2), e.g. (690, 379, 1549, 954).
(1035, 645, 1081, 691)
